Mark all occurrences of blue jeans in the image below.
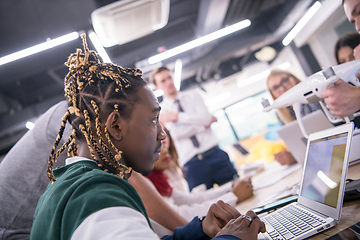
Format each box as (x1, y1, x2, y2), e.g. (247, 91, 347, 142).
(184, 147, 238, 191)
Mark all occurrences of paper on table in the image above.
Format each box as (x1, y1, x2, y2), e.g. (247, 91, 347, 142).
(252, 162, 302, 190)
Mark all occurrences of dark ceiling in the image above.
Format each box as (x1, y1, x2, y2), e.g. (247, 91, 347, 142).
(0, 0, 311, 155)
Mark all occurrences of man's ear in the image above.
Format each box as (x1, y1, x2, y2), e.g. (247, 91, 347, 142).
(106, 111, 123, 140)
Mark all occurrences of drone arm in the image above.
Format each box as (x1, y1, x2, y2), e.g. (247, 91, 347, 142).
(293, 103, 309, 139)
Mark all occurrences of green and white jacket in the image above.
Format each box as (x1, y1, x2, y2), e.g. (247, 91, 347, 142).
(30, 157, 156, 240)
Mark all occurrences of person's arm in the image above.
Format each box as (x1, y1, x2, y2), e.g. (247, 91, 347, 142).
(162, 92, 217, 140)
(160, 111, 216, 128)
(231, 178, 253, 203)
(169, 190, 238, 221)
(321, 79, 360, 117)
(172, 182, 234, 205)
(160, 92, 214, 126)
(128, 172, 188, 231)
(72, 200, 263, 240)
(176, 92, 214, 126)
(163, 200, 261, 240)
(172, 178, 253, 207)
(71, 207, 160, 240)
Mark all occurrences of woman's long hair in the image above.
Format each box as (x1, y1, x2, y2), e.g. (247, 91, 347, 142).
(163, 127, 179, 166)
(335, 32, 360, 64)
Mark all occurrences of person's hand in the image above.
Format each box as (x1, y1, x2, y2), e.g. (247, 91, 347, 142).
(274, 150, 297, 165)
(211, 116, 217, 123)
(159, 111, 178, 124)
(321, 79, 360, 117)
(205, 116, 218, 128)
(201, 200, 241, 238)
(216, 210, 266, 240)
(232, 177, 253, 203)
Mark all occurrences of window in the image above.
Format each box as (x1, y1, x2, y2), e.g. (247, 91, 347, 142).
(211, 91, 279, 148)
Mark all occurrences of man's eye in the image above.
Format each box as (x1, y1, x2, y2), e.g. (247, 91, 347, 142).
(152, 116, 159, 123)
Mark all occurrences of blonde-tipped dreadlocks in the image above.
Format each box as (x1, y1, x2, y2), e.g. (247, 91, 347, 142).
(47, 34, 145, 182)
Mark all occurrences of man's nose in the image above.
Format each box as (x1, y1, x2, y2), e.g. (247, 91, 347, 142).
(158, 127, 166, 141)
(356, 19, 360, 31)
(278, 85, 287, 94)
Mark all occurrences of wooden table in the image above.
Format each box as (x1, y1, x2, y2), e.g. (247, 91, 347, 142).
(235, 163, 360, 239)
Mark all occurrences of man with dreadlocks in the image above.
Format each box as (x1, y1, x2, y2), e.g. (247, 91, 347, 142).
(29, 34, 265, 240)
(0, 98, 188, 239)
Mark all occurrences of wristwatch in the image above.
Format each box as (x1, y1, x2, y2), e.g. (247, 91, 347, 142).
(199, 216, 206, 222)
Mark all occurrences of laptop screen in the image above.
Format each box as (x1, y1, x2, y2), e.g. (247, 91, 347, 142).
(299, 132, 348, 208)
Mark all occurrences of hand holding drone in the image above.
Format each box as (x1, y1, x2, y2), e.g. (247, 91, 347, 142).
(262, 59, 360, 138)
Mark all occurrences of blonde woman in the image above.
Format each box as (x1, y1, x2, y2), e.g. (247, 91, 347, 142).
(266, 70, 322, 165)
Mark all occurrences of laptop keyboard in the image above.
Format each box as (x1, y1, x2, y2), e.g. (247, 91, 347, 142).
(263, 204, 327, 240)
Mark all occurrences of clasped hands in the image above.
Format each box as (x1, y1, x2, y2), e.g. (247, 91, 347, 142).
(202, 200, 266, 240)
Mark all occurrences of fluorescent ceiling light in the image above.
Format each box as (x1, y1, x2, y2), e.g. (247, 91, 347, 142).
(26, 121, 35, 130)
(174, 59, 182, 91)
(148, 19, 251, 64)
(278, 61, 291, 70)
(0, 32, 79, 66)
(237, 70, 270, 88)
(282, 1, 322, 46)
(89, 31, 112, 63)
(205, 92, 232, 106)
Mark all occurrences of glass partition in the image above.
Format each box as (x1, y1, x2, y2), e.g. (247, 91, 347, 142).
(211, 91, 280, 147)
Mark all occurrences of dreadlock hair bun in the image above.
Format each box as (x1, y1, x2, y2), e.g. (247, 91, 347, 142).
(47, 33, 146, 182)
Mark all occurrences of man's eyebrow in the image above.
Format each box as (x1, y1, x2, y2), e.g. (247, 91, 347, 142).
(153, 106, 161, 113)
(352, 3, 360, 16)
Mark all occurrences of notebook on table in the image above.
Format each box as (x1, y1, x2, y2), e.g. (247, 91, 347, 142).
(277, 110, 334, 164)
(258, 122, 354, 240)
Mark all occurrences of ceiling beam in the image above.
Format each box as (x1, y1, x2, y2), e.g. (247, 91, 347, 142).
(195, 0, 230, 37)
(193, 0, 230, 80)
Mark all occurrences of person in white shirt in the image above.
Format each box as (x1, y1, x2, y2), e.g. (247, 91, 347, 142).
(146, 127, 253, 222)
(150, 66, 238, 191)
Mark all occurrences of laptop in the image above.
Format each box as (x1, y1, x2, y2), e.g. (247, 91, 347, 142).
(258, 122, 354, 240)
(277, 110, 334, 164)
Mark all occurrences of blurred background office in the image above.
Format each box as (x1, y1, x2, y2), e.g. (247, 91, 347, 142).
(0, 0, 356, 165)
